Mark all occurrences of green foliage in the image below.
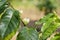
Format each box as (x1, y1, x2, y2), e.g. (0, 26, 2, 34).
(37, 0, 58, 15)
(0, 0, 20, 40)
(37, 0, 57, 10)
(0, 8, 20, 40)
(36, 0, 60, 40)
(0, 0, 39, 40)
(0, 0, 8, 14)
(0, 0, 60, 40)
(17, 27, 39, 40)
(36, 13, 60, 40)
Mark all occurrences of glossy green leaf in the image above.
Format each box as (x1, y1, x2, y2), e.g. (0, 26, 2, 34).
(17, 27, 39, 40)
(0, 8, 20, 40)
(0, 0, 8, 14)
(0, 0, 7, 7)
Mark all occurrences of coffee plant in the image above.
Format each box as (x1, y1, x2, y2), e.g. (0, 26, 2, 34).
(0, 0, 60, 40)
(36, 0, 60, 40)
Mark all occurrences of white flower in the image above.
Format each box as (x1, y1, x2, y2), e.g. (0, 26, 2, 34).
(18, 9, 23, 14)
(17, 9, 23, 14)
(23, 18, 30, 25)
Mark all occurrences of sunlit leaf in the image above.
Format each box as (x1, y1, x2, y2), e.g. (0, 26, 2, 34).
(0, 8, 20, 40)
(42, 23, 60, 40)
(36, 13, 60, 40)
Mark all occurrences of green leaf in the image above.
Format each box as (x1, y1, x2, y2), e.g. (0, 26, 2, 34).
(41, 18, 54, 32)
(0, 8, 20, 40)
(42, 23, 60, 40)
(17, 27, 39, 40)
(0, 0, 7, 7)
(35, 13, 54, 25)
(0, 0, 8, 14)
(36, 13, 60, 40)
(41, 13, 58, 32)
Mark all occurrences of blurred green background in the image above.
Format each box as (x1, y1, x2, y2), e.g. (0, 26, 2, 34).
(9, 0, 60, 20)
